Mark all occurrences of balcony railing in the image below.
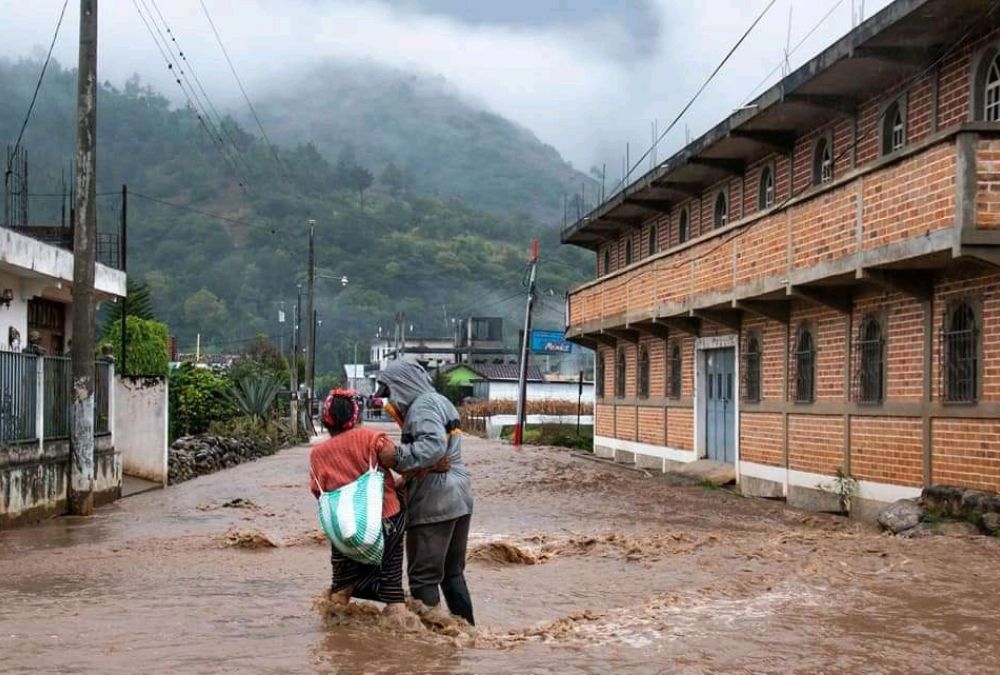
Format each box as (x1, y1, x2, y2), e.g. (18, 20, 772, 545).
(0, 350, 113, 445)
(3, 225, 123, 271)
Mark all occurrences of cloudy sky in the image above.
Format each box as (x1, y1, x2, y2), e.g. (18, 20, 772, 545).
(1, 0, 892, 173)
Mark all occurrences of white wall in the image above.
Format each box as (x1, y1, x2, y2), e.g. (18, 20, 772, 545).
(482, 380, 595, 402)
(1, 228, 126, 298)
(0, 270, 29, 350)
(115, 377, 169, 486)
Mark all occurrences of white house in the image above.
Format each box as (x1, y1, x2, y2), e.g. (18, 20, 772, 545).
(469, 363, 595, 403)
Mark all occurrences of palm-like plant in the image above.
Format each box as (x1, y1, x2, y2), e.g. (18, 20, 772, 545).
(228, 373, 283, 422)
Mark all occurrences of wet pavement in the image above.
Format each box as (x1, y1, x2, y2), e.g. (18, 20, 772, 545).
(2, 423, 999, 674)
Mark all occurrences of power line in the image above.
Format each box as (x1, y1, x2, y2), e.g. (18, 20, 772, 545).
(198, 0, 285, 173)
(130, 191, 257, 227)
(5, 0, 69, 174)
(606, 0, 778, 200)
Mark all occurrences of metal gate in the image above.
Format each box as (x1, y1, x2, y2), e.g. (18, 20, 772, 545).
(704, 347, 735, 464)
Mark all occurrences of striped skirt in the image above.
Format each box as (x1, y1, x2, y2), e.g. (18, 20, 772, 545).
(330, 506, 406, 604)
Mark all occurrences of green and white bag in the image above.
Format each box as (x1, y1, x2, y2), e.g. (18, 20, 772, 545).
(313, 459, 385, 565)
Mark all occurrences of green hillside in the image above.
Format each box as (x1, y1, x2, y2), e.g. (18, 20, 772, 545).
(250, 62, 596, 225)
(0, 58, 590, 373)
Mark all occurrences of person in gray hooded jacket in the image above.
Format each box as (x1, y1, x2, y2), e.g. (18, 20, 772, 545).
(375, 360, 475, 625)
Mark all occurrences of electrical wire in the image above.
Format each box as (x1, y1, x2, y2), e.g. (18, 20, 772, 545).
(198, 0, 286, 173)
(130, 191, 256, 227)
(605, 0, 778, 200)
(5, 0, 70, 175)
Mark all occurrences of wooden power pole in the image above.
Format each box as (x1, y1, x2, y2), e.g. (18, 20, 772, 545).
(69, 0, 98, 516)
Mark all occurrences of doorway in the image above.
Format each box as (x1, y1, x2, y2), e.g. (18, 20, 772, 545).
(704, 347, 736, 464)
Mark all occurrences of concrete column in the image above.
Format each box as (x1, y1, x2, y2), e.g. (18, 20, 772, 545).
(36, 355, 44, 452)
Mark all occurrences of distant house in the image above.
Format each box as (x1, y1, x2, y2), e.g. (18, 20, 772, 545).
(459, 363, 594, 403)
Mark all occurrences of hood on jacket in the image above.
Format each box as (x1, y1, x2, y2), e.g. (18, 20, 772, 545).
(377, 360, 435, 413)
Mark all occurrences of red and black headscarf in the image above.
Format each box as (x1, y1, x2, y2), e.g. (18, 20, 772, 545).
(321, 388, 360, 434)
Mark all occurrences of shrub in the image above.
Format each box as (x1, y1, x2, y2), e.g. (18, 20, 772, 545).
(169, 362, 236, 439)
(228, 373, 283, 421)
(99, 316, 169, 376)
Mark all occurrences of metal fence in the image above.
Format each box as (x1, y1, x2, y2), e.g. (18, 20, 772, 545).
(0, 350, 38, 443)
(1, 353, 112, 445)
(43, 356, 72, 439)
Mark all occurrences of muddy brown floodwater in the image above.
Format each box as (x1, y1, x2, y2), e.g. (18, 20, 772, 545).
(2, 424, 999, 674)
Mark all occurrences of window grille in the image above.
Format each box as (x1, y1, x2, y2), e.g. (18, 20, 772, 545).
(668, 341, 682, 399)
(759, 165, 774, 209)
(882, 101, 905, 155)
(813, 138, 832, 185)
(637, 346, 650, 399)
(743, 333, 761, 402)
(852, 315, 885, 404)
(679, 209, 689, 243)
(595, 352, 606, 398)
(941, 302, 978, 403)
(647, 225, 657, 256)
(713, 191, 728, 228)
(603, 249, 611, 275)
(987, 55, 1000, 122)
(794, 328, 815, 403)
(625, 238, 633, 266)
(615, 347, 626, 398)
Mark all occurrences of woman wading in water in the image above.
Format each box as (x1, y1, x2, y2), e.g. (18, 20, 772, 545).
(309, 389, 412, 621)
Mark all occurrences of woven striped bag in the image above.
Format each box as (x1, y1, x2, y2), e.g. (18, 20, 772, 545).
(314, 460, 385, 565)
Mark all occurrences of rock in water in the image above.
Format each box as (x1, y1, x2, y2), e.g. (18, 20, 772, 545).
(878, 499, 922, 534)
(983, 512, 1000, 535)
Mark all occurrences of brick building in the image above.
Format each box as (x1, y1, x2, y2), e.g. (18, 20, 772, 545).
(562, 0, 1000, 518)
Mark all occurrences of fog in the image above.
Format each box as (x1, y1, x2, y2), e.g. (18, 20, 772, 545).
(1, 0, 892, 174)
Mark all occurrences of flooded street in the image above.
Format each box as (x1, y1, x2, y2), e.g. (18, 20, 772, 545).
(2, 424, 999, 674)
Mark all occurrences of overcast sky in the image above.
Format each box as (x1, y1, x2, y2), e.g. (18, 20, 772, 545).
(1, 0, 892, 174)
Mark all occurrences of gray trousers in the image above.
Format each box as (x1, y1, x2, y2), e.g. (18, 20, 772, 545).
(406, 514, 474, 625)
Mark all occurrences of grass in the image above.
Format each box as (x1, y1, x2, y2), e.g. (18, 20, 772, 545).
(499, 424, 594, 451)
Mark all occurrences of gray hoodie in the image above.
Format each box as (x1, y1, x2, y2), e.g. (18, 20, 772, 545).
(378, 361, 473, 526)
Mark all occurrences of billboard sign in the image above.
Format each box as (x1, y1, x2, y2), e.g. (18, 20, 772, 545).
(530, 329, 573, 354)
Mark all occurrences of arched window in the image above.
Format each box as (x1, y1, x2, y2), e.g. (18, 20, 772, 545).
(744, 332, 761, 402)
(794, 326, 815, 403)
(759, 164, 775, 209)
(647, 224, 657, 257)
(882, 100, 905, 155)
(624, 238, 633, 266)
(713, 190, 728, 228)
(603, 248, 611, 275)
(595, 352, 606, 398)
(855, 314, 885, 404)
(637, 345, 650, 399)
(813, 137, 833, 185)
(668, 341, 682, 399)
(679, 208, 690, 243)
(615, 347, 627, 398)
(986, 54, 1000, 121)
(943, 302, 978, 403)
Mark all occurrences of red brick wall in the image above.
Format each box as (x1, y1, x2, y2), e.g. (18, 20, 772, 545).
(850, 417, 923, 487)
(788, 415, 844, 475)
(595, 403, 614, 436)
(641, 336, 666, 397)
(667, 407, 693, 450)
(932, 418, 1000, 491)
(740, 412, 783, 466)
(934, 271, 1000, 402)
(852, 291, 925, 402)
(743, 316, 786, 401)
(790, 305, 847, 402)
(790, 187, 857, 271)
(616, 405, 637, 441)
(638, 407, 665, 445)
(977, 139, 1000, 229)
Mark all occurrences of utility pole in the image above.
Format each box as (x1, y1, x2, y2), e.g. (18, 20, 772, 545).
(304, 219, 315, 427)
(513, 240, 539, 447)
(69, 0, 98, 516)
(119, 183, 127, 377)
(310, 309, 318, 393)
(290, 285, 302, 438)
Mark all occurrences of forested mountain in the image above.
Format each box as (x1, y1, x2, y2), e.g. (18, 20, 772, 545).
(251, 62, 596, 225)
(0, 59, 591, 373)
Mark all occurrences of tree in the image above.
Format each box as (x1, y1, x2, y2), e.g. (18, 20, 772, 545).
(228, 334, 290, 384)
(380, 161, 411, 197)
(99, 279, 156, 339)
(182, 289, 228, 337)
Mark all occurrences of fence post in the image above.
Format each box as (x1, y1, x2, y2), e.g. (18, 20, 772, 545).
(108, 360, 115, 444)
(36, 356, 45, 452)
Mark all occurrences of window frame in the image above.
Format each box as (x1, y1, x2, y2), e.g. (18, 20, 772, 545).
(794, 323, 816, 404)
(603, 248, 611, 276)
(854, 312, 887, 405)
(647, 224, 657, 257)
(743, 330, 762, 403)
(812, 134, 833, 186)
(595, 351, 606, 398)
(972, 44, 1000, 122)
(637, 345, 650, 399)
(713, 189, 729, 228)
(667, 340, 682, 399)
(758, 162, 775, 210)
(880, 96, 908, 156)
(615, 346, 627, 399)
(942, 299, 981, 404)
(624, 237, 633, 266)
(678, 207, 690, 243)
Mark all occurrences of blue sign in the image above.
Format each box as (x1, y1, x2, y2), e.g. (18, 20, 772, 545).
(531, 330, 573, 354)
